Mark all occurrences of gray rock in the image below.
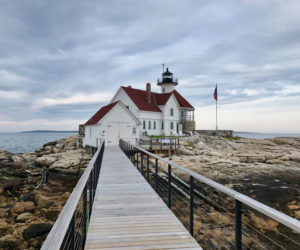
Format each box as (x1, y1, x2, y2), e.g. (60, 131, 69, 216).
(23, 223, 52, 240)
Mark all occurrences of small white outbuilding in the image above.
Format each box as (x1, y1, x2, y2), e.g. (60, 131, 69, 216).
(83, 101, 141, 146)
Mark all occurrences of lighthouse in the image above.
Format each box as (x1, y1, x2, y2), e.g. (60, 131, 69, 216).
(157, 68, 178, 93)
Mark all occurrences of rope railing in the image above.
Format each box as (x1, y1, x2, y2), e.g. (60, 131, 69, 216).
(41, 141, 105, 250)
(120, 139, 300, 249)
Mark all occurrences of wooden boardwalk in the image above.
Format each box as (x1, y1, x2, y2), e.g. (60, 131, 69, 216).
(85, 146, 201, 249)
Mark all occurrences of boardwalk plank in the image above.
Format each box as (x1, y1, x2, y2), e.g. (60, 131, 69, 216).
(85, 146, 201, 249)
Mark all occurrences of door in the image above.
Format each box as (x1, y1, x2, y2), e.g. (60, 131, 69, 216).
(107, 122, 132, 145)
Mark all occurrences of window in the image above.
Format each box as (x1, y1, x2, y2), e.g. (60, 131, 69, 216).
(148, 121, 151, 129)
(170, 108, 174, 116)
(132, 127, 136, 135)
(126, 106, 129, 110)
(154, 121, 156, 130)
(162, 121, 164, 130)
(162, 88, 165, 93)
(143, 121, 146, 129)
(170, 122, 174, 130)
(89, 127, 92, 137)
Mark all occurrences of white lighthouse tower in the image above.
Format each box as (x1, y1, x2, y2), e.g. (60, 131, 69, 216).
(157, 68, 178, 93)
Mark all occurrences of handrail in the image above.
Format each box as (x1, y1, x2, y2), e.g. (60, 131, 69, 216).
(41, 141, 105, 250)
(123, 140, 300, 234)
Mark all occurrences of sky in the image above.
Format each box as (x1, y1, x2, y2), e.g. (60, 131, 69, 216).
(0, 0, 300, 133)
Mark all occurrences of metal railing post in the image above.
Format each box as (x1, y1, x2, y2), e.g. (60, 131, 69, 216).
(82, 185, 87, 249)
(141, 152, 144, 175)
(146, 154, 149, 181)
(155, 158, 158, 191)
(235, 199, 242, 250)
(70, 213, 75, 250)
(189, 176, 194, 236)
(168, 164, 171, 208)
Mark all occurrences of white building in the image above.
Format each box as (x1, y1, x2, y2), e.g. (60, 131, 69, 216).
(83, 68, 195, 146)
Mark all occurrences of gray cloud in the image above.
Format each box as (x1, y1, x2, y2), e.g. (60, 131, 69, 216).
(0, 0, 300, 131)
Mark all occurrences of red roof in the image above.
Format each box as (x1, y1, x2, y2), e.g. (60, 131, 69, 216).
(85, 101, 118, 125)
(172, 90, 194, 109)
(122, 87, 162, 112)
(121, 86, 194, 111)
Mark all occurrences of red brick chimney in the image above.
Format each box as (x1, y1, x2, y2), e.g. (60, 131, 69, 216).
(128, 85, 132, 88)
(146, 83, 151, 104)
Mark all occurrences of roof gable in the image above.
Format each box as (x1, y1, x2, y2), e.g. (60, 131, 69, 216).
(84, 101, 118, 125)
(172, 90, 194, 109)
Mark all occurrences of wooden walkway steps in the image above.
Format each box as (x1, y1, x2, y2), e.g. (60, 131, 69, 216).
(85, 146, 201, 249)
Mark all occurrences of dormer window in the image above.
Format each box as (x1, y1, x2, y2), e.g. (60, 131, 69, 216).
(170, 108, 174, 116)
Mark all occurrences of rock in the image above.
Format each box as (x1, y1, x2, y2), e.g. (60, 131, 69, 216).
(16, 212, 33, 222)
(0, 234, 18, 250)
(35, 155, 56, 167)
(34, 192, 54, 208)
(43, 141, 56, 147)
(21, 152, 37, 162)
(0, 219, 9, 235)
(177, 147, 193, 156)
(248, 212, 278, 233)
(295, 210, 300, 219)
(0, 187, 3, 195)
(23, 223, 52, 240)
(59, 192, 71, 202)
(10, 201, 35, 215)
(44, 209, 60, 220)
(289, 154, 300, 163)
(11, 155, 25, 163)
(0, 150, 13, 162)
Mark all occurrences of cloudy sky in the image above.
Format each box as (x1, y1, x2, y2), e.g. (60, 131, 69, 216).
(0, 0, 300, 133)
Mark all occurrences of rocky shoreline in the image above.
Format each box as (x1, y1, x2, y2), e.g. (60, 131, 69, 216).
(0, 135, 92, 250)
(173, 135, 300, 218)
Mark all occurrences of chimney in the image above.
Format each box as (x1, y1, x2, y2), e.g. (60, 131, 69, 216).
(146, 83, 151, 104)
(128, 85, 132, 88)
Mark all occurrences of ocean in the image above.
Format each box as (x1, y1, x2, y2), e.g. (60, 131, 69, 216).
(0, 132, 77, 154)
(0, 131, 299, 154)
(234, 132, 300, 139)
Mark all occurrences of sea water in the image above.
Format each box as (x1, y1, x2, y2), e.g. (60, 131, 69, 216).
(0, 132, 77, 153)
(234, 132, 300, 139)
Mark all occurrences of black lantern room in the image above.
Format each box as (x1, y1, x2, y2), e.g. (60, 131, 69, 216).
(157, 68, 178, 86)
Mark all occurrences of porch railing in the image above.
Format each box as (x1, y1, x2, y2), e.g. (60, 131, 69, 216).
(120, 139, 300, 249)
(41, 141, 105, 250)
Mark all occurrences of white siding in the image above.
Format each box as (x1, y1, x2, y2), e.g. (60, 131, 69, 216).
(84, 103, 141, 146)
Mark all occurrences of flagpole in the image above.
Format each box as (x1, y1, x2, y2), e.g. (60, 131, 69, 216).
(216, 84, 218, 133)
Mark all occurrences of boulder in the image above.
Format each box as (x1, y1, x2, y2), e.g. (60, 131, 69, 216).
(0, 219, 9, 235)
(16, 212, 33, 222)
(10, 201, 35, 215)
(0, 151, 13, 162)
(177, 147, 193, 156)
(34, 192, 54, 208)
(23, 223, 52, 240)
(44, 209, 60, 221)
(35, 155, 56, 167)
(0, 234, 18, 250)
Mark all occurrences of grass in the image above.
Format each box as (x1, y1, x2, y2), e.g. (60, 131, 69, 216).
(224, 136, 241, 141)
(2, 176, 14, 180)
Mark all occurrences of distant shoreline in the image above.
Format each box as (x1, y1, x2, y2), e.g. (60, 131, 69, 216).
(21, 130, 78, 133)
